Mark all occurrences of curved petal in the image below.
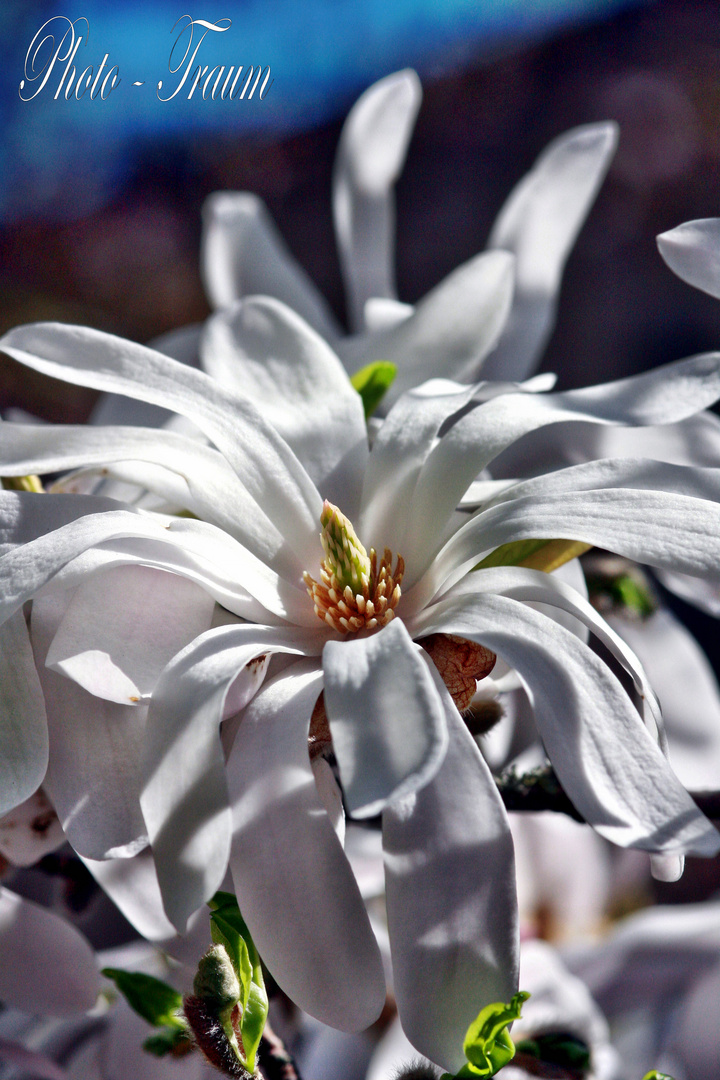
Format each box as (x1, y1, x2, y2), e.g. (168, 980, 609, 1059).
(337, 250, 515, 404)
(409, 564, 663, 745)
(359, 379, 480, 556)
(405, 459, 720, 608)
(46, 565, 215, 704)
(657, 218, 720, 299)
(656, 567, 720, 617)
(81, 849, 177, 941)
(0, 498, 305, 627)
(201, 191, 340, 340)
(490, 410, 720, 481)
(323, 617, 448, 817)
(403, 354, 720, 574)
(32, 593, 148, 859)
(227, 660, 386, 1030)
(0, 887, 99, 1016)
(0, 420, 293, 567)
(383, 666, 518, 1072)
(485, 122, 618, 380)
(201, 298, 368, 511)
(0, 323, 323, 563)
(141, 624, 320, 931)
(0, 608, 48, 816)
(412, 589, 720, 857)
(607, 607, 720, 790)
(333, 69, 422, 330)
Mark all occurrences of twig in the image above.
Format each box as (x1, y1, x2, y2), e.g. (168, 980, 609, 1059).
(496, 763, 720, 825)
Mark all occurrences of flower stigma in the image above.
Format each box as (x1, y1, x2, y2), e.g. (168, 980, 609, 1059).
(303, 500, 404, 634)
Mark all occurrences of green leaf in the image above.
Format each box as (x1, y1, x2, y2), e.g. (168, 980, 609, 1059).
(208, 891, 269, 1072)
(143, 1029, 193, 1058)
(350, 361, 397, 419)
(455, 991, 530, 1077)
(101, 968, 185, 1029)
(642, 1073, 675, 1080)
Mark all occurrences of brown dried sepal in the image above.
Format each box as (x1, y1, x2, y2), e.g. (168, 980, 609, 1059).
(421, 633, 496, 712)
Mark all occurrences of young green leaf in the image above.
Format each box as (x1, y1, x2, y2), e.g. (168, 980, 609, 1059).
(642, 1072, 675, 1080)
(475, 539, 591, 574)
(208, 891, 269, 1073)
(442, 991, 530, 1078)
(350, 360, 397, 419)
(101, 968, 185, 1030)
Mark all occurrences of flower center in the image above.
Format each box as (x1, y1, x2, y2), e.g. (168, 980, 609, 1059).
(303, 500, 404, 634)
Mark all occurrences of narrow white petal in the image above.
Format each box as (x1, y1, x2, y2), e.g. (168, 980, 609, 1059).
(338, 250, 514, 404)
(406, 459, 720, 607)
(81, 849, 177, 941)
(608, 607, 720, 789)
(333, 70, 421, 330)
(0, 323, 323, 561)
(32, 593, 148, 859)
(485, 122, 618, 380)
(0, 609, 47, 816)
(201, 191, 340, 340)
(47, 565, 215, 704)
(414, 589, 720, 856)
(383, 670, 518, 1072)
(657, 218, 720, 299)
(323, 618, 448, 817)
(201, 298, 368, 511)
(142, 624, 320, 931)
(0, 887, 99, 1015)
(0, 420, 293, 566)
(404, 354, 720, 575)
(227, 660, 386, 1030)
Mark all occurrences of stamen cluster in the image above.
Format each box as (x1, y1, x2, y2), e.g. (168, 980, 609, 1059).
(303, 501, 404, 634)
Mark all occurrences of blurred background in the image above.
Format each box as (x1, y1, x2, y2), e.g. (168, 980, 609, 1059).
(4, 0, 720, 419)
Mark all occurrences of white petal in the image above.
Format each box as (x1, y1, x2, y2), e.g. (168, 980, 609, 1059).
(657, 566, 720, 616)
(403, 354, 720, 576)
(0, 789, 65, 867)
(81, 849, 177, 941)
(0, 887, 99, 1015)
(338, 250, 515, 404)
(407, 459, 720, 608)
(0, 420, 291, 566)
(0, 323, 323, 562)
(383, 670, 518, 1072)
(657, 218, 720, 299)
(227, 660, 386, 1030)
(141, 624, 320, 931)
(364, 297, 413, 332)
(32, 593, 148, 859)
(200, 297, 368, 510)
(608, 607, 720, 789)
(333, 70, 421, 330)
(412, 589, 720, 856)
(485, 122, 618, 380)
(201, 191, 340, 340)
(0, 497, 301, 627)
(359, 379, 480, 556)
(46, 565, 215, 704)
(0, 609, 48, 816)
(323, 618, 448, 817)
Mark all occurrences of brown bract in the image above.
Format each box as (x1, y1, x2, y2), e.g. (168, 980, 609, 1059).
(420, 633, 496, 712)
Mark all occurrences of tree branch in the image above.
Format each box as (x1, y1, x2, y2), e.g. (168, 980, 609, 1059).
(496, 763, 720, 825)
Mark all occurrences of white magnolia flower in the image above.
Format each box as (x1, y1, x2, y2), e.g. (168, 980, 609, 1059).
(197, 69, 617, 404)
(568, 898, 720, 1080)
(2, 306, 720, 1069)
